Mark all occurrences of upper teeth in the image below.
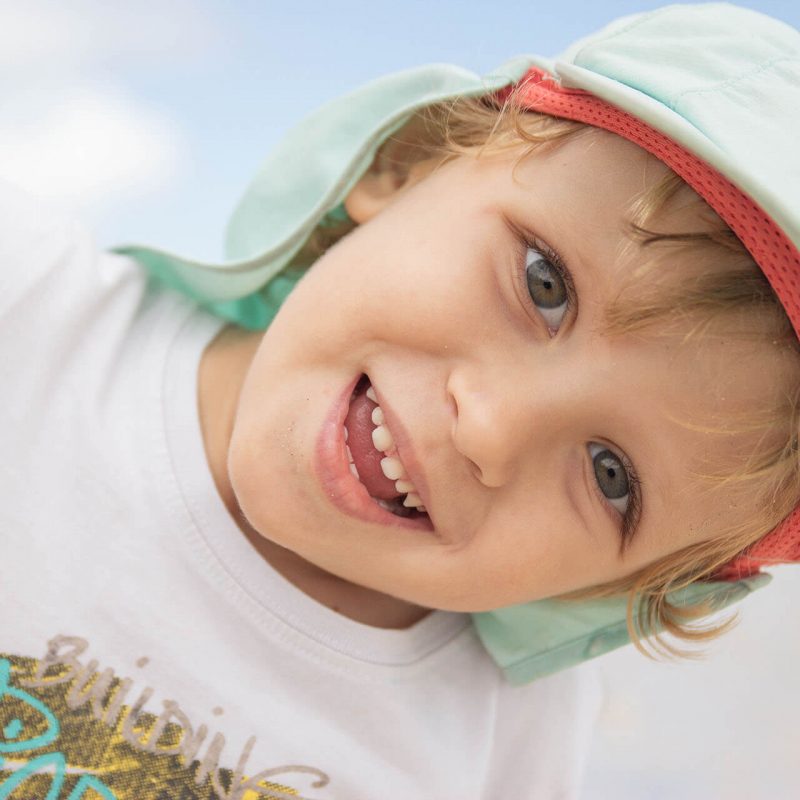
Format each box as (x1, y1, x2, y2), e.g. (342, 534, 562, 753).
(403, 492, 423, 508)
(379, 456, 405, 480)
(371, 423, 393, 453)
(344, 384, 426, 511)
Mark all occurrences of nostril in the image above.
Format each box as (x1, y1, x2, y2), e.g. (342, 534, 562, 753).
(468, 458, 482, 482)
(447, 389, 459, 421)
(447, 386, 459, 440)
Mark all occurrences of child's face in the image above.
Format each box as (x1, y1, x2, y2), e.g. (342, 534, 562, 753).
(227, 130, 786, 612)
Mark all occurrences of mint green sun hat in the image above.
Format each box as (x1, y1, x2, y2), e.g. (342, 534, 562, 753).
(115, 3, 799, 683)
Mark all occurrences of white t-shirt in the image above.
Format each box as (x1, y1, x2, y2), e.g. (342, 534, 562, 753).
(0, 181, 602, 800)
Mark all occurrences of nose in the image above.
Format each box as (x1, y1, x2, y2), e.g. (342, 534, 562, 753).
(446, 361, 573, 489)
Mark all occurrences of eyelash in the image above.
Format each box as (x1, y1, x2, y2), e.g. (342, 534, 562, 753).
(597, 446, 643, 551)
(511, 224, 643, 547)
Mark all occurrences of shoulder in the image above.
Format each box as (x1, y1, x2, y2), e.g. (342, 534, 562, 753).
(0, 180, 76, 303)
(0, 179, 142, 328)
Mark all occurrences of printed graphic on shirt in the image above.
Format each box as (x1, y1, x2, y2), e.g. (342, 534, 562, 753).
(0, 636, 329, 800)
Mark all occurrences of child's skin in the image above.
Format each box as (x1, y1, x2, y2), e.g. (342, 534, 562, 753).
(198, 130, 792, 629)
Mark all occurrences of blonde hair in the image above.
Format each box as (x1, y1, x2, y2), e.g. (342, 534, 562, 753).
(304, 90, 800, 659)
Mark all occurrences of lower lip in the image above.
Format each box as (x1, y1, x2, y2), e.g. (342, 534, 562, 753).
(314, 376, 433, 532)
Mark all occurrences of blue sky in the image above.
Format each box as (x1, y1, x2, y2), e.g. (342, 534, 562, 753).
(0, 0, 797, 259)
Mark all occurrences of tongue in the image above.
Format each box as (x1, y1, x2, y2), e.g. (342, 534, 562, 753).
(345, 388, 402, 500)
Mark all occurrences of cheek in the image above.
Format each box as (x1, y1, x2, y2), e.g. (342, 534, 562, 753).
(459, 501, 617, 606)
(227, 423, 319, 548)
(346, 203, 491, 314)
(227, 422, 277, 527)
(226, 365, 317, 529)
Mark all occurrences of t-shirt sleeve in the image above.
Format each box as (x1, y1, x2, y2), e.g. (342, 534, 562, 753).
(482, 662, 604, 799)
(0, 178, 143, 371)
(0, 179, 82, 319)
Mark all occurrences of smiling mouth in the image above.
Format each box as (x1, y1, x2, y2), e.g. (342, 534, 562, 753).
(344, 375, 429, 520)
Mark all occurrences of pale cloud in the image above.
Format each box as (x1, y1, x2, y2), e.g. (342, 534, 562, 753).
(0, 0, 216, 220)
(0, 83, 187, 217)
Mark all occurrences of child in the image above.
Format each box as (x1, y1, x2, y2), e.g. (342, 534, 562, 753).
(2, 2, 799, 798)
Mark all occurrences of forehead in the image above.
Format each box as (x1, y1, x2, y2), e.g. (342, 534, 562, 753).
(506, 128, 670, 227)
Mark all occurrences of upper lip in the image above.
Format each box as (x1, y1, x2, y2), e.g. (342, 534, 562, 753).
(369, 377, 433, 522)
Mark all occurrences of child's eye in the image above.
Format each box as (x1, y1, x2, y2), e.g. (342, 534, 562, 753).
(588, 443, 631, 516)
(525, 245, 570, 332)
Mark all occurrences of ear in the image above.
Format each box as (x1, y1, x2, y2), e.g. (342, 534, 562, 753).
(343, 159, 407, 224)
(344, 132, 436, 224)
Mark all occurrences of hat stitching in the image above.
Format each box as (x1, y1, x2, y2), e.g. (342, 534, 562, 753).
(671, 55, 799, 105)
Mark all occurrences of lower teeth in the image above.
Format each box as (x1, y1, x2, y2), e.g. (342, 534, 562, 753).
(375, 497, 423, 518)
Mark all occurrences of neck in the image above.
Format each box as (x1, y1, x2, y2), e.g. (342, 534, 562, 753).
(197, 325, 432, 630)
